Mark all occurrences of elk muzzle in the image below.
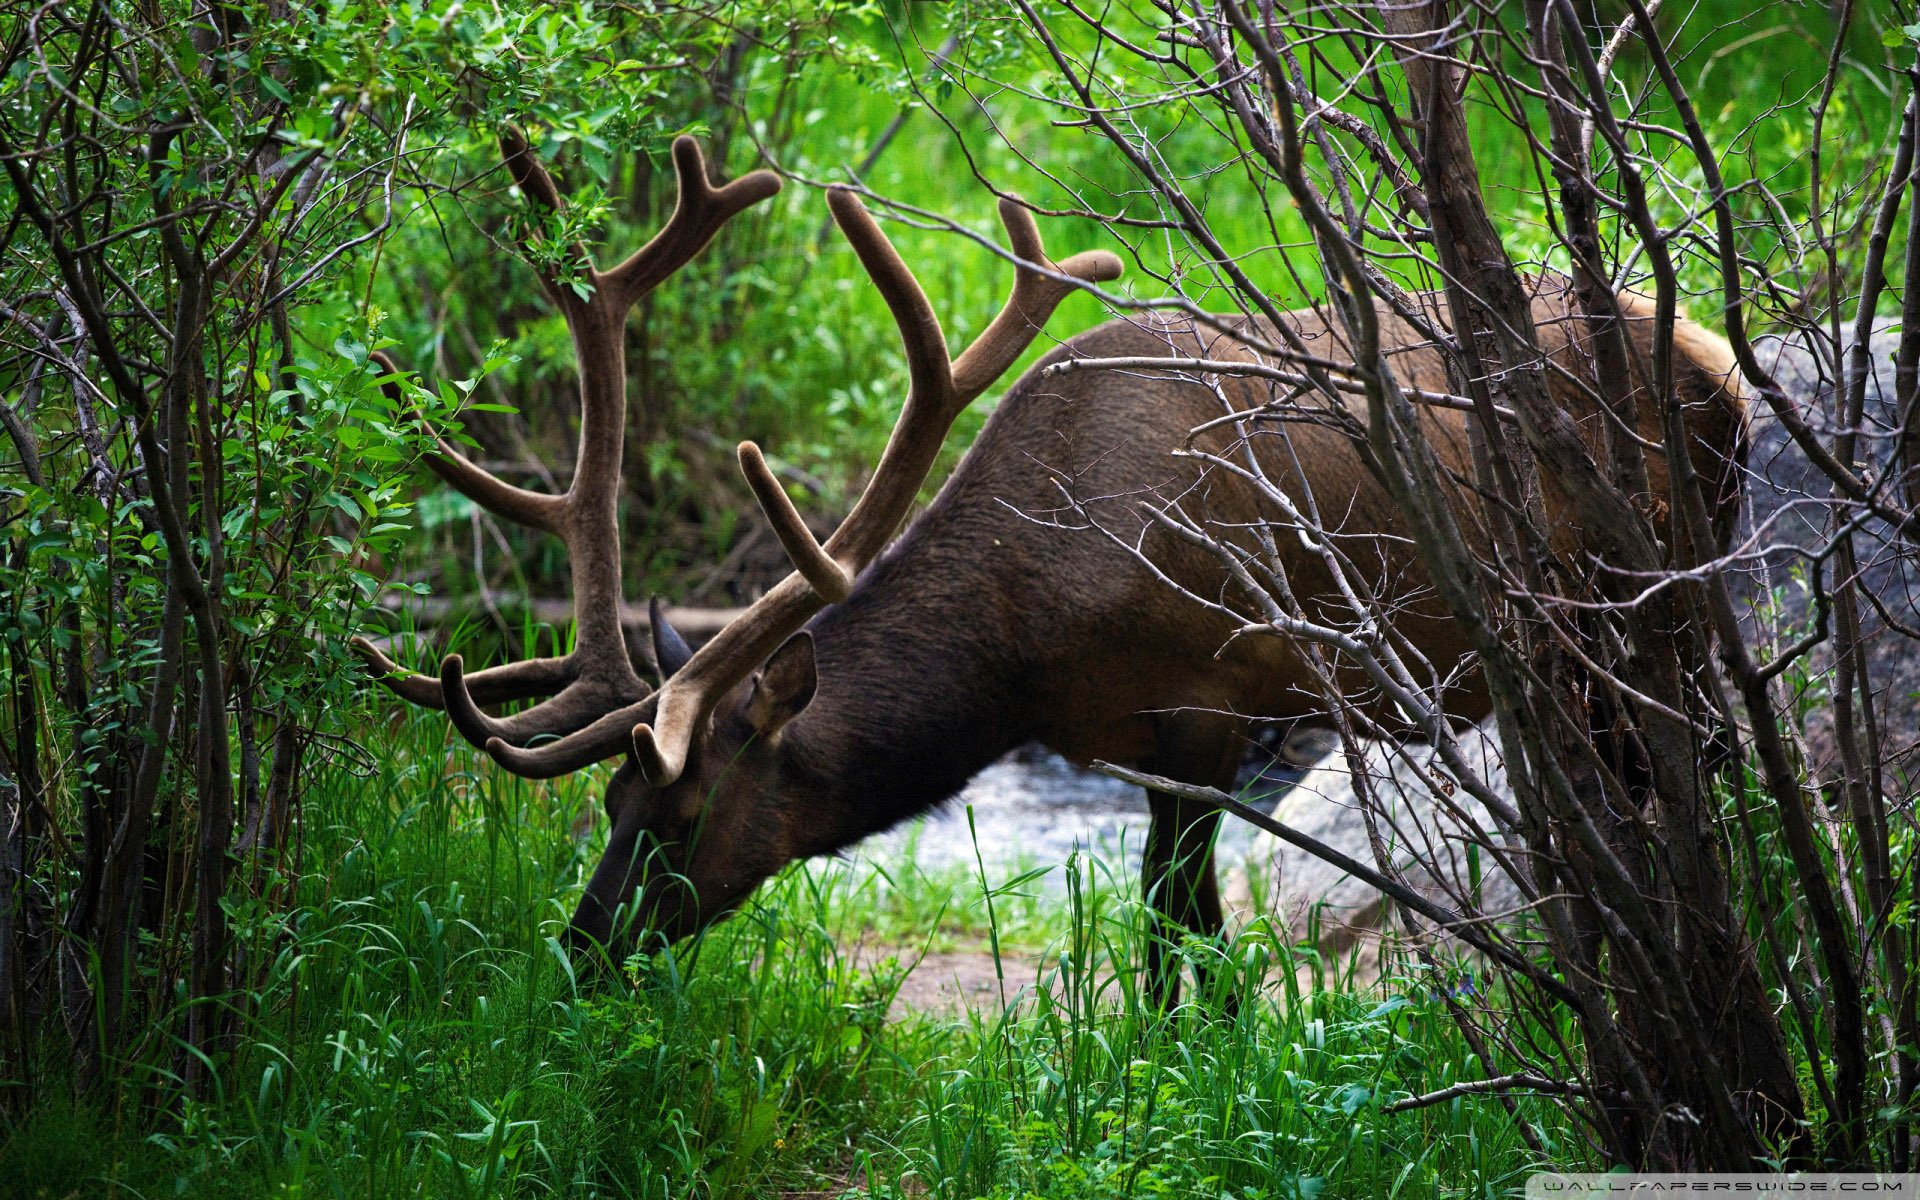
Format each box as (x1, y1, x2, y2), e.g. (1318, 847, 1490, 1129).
(563, 780, 784, 980)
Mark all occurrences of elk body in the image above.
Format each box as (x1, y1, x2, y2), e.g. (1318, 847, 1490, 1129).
(356, 133, 1746, 998)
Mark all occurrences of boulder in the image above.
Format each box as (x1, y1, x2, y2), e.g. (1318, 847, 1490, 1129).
(1736, 329, 1920, 767)
(1227, 719, 1524, 989)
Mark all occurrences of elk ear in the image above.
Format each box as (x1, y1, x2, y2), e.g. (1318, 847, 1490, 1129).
(650, 597, 693, 679)
(743, 632, 816, 739)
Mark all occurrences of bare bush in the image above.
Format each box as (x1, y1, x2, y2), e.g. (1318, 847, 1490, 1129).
(881, 0, 1919, 1169)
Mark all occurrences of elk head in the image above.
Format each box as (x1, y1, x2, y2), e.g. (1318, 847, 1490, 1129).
(354, 131, 1121, 971)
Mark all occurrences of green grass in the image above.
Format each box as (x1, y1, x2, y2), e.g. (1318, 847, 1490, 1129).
(0, 705, 1575, 1199)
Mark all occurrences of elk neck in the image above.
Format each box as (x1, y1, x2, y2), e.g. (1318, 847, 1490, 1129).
(774, 532, 1039, 859)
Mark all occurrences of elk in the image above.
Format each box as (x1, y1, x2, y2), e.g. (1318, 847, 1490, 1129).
(354, 131, 1748, 1002)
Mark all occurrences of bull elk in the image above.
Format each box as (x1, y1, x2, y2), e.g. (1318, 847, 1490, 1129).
(354, 131, 1748, 1002)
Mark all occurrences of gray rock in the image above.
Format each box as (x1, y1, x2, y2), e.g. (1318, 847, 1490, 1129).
(1737, 328, 1920, 765)
(1227, 720, 1523, 988)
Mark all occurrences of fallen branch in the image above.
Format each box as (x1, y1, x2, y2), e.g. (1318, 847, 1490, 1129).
(370, 592, 744, 642)
(1383, 1071, 1612, 1113)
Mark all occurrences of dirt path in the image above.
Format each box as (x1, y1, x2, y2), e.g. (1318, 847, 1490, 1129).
(881, 949, 1020, 1017)
(851, 943, 1092, 1020)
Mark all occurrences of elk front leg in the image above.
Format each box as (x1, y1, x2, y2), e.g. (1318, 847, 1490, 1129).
(1140, 724, 1241, 1010)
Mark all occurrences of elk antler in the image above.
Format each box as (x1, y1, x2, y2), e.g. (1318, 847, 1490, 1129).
(479, 191, 1122, 781)
(351, 132, 781, 758)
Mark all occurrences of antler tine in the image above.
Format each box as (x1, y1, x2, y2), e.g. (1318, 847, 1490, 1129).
(349, 636, 575, 709)
(483, 696, 659, 779)
(630, 573, 821, 785)
(627, 192, 1124, 786)
(950, 199, 1123, 400)
(372, 351, 564, 534)
(823, 192, 1121, 568)
(438, 654, 635, 747)
(354, 353, 577, 713)
(715, 187, 990, 618)
(738, 442, 853, 602)
(499, 125, 566, 213)
(497, 126, 591, 305)
(603, 136, 783, 308)
(825, 187, 954, 408)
